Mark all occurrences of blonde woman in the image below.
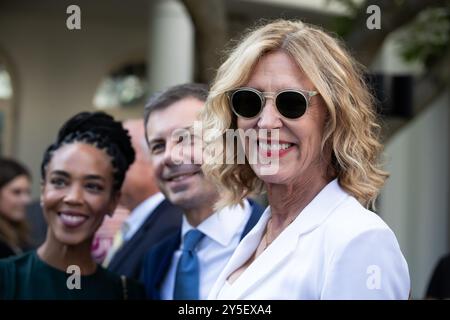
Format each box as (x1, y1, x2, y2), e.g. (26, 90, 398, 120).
(202, 20, 410, 299)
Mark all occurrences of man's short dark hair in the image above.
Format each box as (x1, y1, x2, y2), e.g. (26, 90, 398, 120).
(143, 83, 208, 136)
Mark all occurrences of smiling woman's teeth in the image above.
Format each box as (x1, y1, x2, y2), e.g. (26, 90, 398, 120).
(60, 214, 86, 224)
(259, 142, 293, 151)
(171, 172, 196, 181)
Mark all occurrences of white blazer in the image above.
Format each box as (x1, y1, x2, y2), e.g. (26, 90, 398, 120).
(208, 179, 410, 300)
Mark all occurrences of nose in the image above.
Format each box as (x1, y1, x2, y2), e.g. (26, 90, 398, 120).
(64, 184, 83, 205)
(162, 139, 184, 167)
(257, 98, 282, 129)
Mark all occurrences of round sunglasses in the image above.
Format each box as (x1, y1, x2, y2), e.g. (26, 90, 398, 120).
(227, 87, 318, 120)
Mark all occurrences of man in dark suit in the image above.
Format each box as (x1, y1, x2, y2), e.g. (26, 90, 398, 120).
(141, 199, 263, 300)
(25, 200, 47, 248)
(426, 253, 450, 299)
(140, 83, 264, 300)
(103, 119, 183, 281)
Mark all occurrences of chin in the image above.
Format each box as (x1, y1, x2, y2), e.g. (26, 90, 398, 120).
(259, 174, 289, 185)
(54, 230, 91, 246)
(9, 212, 26, 222)
(170, 191, 210, 211)
(252, 164, 291, 185)
(168, 193, 192, 208)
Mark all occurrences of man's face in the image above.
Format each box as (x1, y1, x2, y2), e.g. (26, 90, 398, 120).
(146, 97, 218, 210)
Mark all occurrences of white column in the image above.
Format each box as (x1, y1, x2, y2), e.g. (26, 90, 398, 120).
(148, 0, 194, 94)
(379, 92, 449, 298)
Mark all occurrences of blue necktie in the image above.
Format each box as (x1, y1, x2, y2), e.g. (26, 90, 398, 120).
(173, 229, 205, 300)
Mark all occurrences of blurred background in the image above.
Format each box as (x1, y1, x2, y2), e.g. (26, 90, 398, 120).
(0, 0, 448, 298)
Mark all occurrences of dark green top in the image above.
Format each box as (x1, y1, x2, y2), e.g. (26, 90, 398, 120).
(0, 250, 145, 300)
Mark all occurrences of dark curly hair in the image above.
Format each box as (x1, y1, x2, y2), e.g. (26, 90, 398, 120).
(40, 112, 135, 192)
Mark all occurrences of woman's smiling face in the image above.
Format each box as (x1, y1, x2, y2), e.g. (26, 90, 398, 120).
(237, 50, 330, 186)
(41, 143, 119, 246)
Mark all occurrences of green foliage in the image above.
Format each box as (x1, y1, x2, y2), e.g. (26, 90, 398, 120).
(326, 0, 361, 37)
(397, 7, 450, 65)
(332, 15, 355, 37)
(326, 0, 361, 14)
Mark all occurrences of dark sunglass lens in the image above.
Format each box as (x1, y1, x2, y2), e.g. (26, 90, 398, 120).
(231, 90, 261, 118)
(276, 91, 307, 119)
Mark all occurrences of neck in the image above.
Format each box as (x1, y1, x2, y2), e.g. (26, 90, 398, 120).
(184, 205, 215, 227)
(266, 173, 331, 228)
(183, 193, 218, 227)
(37, 229, 97, 275)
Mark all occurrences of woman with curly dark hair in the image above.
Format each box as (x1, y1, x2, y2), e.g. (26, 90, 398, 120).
(0, 112, 144, 299)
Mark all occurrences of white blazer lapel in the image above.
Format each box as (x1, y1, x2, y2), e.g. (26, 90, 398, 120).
(229, 217, 300, 299)
(208, 209, 270, 299)
(209, 179, 349, 299)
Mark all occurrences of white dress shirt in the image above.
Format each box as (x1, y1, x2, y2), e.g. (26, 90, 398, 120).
(122, 192, 165, 241)
(160, 199, 252, 300)
(208, 179, 410, 300)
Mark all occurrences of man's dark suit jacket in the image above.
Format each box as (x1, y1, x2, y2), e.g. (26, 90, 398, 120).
(426, 253, 450, 299)
(140, 199, 264, 299)
(107, 199, 183, 281)
(25, 200, 47, 248)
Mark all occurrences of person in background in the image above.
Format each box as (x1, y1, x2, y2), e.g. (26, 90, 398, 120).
(0, 158, 32, 258)
(102, 119, 182, 281)
(141, 83, 264, 300)
(425, 252, 450, 299)
(0, 112, 144, 299)
(92, 204, 128, 263)
(202, 19, 410, 299)
(25, 200, 48, 249)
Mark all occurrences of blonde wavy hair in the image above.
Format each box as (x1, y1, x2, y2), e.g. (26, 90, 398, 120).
(201, 19, 388, 209)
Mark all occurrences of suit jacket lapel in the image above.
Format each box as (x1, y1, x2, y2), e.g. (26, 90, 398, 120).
(214, 206, 322, 299)
(109, 199, 172, 268)
(230, 215, 303, 299)
(212, 199, 264, 288)
(211, 180, 349, 298)
(149, 232, 180, 300)
(240, 199, 264, 240)
(209, 209, 270, 298)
